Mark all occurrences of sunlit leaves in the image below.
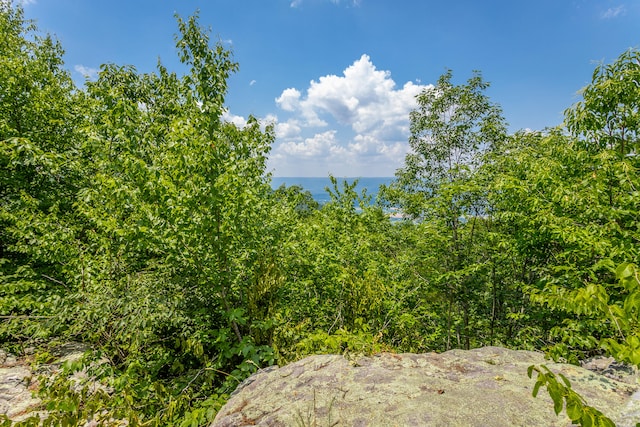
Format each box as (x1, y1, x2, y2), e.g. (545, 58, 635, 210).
(565, 49, 640, 157)
(484, 50, 640, 364)
(380, 70, 513, 351)
(528, 365, 616, 426)
(175, 12, 238, 136)
(0, 4, 85, 343)
(2, 2, 280, 423)
(383, 69, 507, 219)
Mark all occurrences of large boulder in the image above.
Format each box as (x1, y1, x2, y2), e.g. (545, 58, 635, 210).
(213, 346, 640, 426)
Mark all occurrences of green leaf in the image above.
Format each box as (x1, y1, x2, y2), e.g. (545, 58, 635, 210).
(527, 365, 535, 378)
(532, 379, 542, 398)
(557, 372, 571, 388)
(566, 399, 582, 422)
(550, 387, 564, 415)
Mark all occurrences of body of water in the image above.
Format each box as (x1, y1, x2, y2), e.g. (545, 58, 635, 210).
(270, 177, 394, 205)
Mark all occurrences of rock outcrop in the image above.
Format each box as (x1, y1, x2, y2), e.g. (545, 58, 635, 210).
(0, 343, 90, 423)
(0, 349, 40, 422)
(213, 346, 640, 427)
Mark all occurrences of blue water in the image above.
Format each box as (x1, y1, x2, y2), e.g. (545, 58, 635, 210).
(270, 177, 394, 205)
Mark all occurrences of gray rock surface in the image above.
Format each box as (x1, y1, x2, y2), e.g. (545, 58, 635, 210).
(0, 343, 94, 423)
(213, 346, 640, 427)
(0, 349, 40, 422)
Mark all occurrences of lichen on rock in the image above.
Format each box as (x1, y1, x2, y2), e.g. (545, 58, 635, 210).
(212, 346, 639, 427)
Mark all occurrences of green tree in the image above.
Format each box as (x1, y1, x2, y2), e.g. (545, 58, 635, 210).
(484, 49, 640, 364)
(62, 11, 279, 416)
(0, 2, 85, 345)
(483, 129, 598, 356)
(382, 70, 508, 350)
(542, 49, 640, 364)
(272, 177, 399, 361)
(1, 6, 281, 424)
(271, 184, 319, 218)
(565, 49, 640, 157)
(382, 69, 506, 218)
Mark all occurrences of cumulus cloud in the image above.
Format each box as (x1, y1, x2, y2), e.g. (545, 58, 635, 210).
(293, 55, 426, 135)
(269, 54, 431, 176)
(276, 88, 302, 111)
(278, 130, 346, 158)
(271, 131, 358, 176)
(601, 5, 626, 19)
(276, 86, 327, 128)
(222, 110, 248, 128)
(74, 65, 99, 80)
(275, 119, 302, 139)
(349, 133, 405, 158)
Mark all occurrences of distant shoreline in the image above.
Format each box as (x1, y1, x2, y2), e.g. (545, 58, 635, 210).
(270, 176, 394, 205)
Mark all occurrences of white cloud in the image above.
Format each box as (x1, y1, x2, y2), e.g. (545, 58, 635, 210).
(298, 55, 426, 134)
(222, 110, 248, 128)
(349, 133, 405, 159)
(74, 65, 99, 80)
(275, 88, 302, 111)
(269, 54, 432, 176)
(278, 130, 346, 158)
(263, 113, 278, 123)
(601, 5, 626, 19)
(275, 119, 302, 139)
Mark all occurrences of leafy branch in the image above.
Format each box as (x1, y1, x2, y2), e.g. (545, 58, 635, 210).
(527, 365, 615, 427)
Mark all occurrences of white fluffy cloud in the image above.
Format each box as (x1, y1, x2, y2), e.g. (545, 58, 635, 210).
(74, 64, 99, 80)
(221, 110, 248, 128)
(275, 119, 302, 139)
(275, 88, 302, 111)
(278, 130, 346, 158)
(269, 54, 431, 176)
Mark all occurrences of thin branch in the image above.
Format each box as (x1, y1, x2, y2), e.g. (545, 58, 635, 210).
(608, 306, 625, 341)
(180, 366, 239, 394)
(0, 315, 54, 319)
(41, 274, 69, 290)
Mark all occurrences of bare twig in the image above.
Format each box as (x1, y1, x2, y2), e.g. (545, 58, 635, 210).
(0, 315, 54, 319)
(180, 366, 239, 394)
(41, 274, 69, 290)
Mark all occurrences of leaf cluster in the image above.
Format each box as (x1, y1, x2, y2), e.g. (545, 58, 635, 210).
(528, 365, 615, 427)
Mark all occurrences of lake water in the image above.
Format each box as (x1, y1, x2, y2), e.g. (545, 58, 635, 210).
(270, 177, 394, 205)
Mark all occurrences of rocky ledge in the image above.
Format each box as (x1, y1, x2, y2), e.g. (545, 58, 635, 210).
(0, 343, 91, 423)
(213, 346, 640, 427)
(0, 349, 40, 422)
(2, 345, 639, 426)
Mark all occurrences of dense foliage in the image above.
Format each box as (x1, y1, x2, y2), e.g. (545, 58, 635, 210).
(1, 2, 638, 425)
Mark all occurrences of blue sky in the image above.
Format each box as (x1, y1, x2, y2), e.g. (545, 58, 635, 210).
(18, 0, 640, 177)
